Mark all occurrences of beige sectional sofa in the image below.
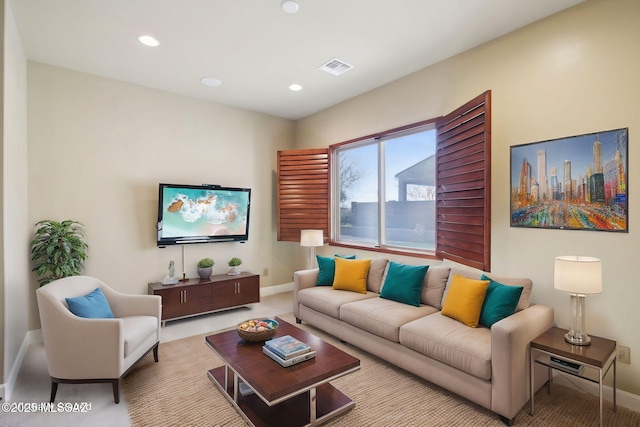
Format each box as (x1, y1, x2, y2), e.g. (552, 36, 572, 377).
(293, 258, 554, 425)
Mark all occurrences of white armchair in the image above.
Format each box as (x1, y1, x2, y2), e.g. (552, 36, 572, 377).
(36, 276, 161, 403)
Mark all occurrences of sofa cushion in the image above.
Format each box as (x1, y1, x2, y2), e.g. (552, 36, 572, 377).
(122, 315, 158, 358)
(479, 275, 523, 327)
(400, 313, 492, 380)
(441, 274, 490, 328)
(298, 287, 376, 319)
(367, 258, 389, 293)
(484, 274, 532, 312)
(333, 258, 371, 293)
(340, 297, 438, 342)
(441, 259, 532, 312)
(65, 287, 115, 319)
(422, 266, 450, 309)
(380, 262, 428, 306)
(316, 255, 356, 286)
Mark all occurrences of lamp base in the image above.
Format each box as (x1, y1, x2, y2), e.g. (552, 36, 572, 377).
(565, 293, 592, 346)
(564, 332, 591, 346)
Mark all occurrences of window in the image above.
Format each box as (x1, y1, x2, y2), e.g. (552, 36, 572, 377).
(277, 91, 491, 270)
(333, 124, 437, 252)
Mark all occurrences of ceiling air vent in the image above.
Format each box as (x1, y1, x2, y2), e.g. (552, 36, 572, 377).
(319, 58, 354, 76)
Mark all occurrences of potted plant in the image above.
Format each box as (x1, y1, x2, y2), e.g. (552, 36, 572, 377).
(228, 257, 242, 276)
(197, 257, 214, 279)
(31, 220, 88, 287)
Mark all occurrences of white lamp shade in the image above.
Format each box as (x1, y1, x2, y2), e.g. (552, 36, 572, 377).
(554, 256, 602, 295)
(300, 229, 323, 247)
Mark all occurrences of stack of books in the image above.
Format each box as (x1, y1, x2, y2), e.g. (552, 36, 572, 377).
(263, 335, 316, 367)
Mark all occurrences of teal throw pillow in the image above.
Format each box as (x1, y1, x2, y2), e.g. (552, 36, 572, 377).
(479, 275, 523, 327)
(65, 287, 115, 319)
(316, 255, 356, 286)
(380, 262, 428, 307)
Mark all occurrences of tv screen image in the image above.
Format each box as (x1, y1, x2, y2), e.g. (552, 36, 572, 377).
(157, 183, 251, 246)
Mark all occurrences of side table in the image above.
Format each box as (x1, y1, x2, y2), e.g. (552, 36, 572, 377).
(529, 327, 616, 427)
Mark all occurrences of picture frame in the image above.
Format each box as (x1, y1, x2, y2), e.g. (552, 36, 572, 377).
(510, 128, 628, 232)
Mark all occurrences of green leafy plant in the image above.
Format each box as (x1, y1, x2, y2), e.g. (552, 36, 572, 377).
(228, 257, 242, 267)
(31, 220, 88, 287)
(197, 257, 214, 268)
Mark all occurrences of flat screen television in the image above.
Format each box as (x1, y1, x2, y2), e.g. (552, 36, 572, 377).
(157, 183, 251, 246)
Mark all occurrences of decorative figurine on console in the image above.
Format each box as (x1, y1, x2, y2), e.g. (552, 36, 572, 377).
(162, 260, 179, 285)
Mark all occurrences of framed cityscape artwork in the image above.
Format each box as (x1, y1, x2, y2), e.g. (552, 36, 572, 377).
(510, 128, 628, 232)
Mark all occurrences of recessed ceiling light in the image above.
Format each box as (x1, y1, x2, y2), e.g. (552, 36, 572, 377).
(201, 77, 222, 87)
(281, 1, 299, 14)
(138, 35, 159, 47)
(289, 84, 303, 91)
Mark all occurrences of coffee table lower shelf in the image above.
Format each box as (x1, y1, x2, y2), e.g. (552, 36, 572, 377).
(207, 366, 355, 427)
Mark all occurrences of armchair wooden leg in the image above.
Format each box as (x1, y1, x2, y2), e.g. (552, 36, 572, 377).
(50, 380, 59, 403)
(153, 343, 159, 363)
(112, 379, 120, 404)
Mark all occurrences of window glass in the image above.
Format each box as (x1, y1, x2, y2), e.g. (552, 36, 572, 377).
(336, 143, 378, 245)
(334, 125, 436, 252)
(383, 130, 436, 250)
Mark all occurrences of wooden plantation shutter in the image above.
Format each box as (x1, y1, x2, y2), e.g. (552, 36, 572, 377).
(435, 91, 491, 271)
(277, 149, 330, 242)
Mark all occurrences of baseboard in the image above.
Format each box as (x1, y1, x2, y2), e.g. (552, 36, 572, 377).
(260, 282, 293, 297)
(553, 371, 640, 412)
(3, 329, 43, 401)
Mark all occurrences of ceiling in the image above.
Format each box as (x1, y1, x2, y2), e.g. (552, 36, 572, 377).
(11, 0, 584, 120)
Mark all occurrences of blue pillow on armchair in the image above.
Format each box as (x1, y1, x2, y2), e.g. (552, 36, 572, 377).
(65, 287, 115, 319)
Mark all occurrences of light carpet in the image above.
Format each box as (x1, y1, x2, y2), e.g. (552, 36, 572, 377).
(123, 314, 639, 426)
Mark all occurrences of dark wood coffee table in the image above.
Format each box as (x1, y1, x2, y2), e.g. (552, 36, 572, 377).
(205, 316, 360, 427)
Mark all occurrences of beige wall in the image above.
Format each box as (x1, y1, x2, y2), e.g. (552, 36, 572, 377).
(2, 0, 29, 395)
(295, 0, 640, 395)
(27, 63, 296, 330)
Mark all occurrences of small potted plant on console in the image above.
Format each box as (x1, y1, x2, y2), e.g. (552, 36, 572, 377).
(197, 257, 214, 279)
(227, 257, 242, 276)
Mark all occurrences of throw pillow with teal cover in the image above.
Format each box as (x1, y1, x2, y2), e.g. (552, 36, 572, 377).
(380, 262, 428, 306)
(316, 254, 356, 286)
(479, 275, 523, 327)
(65, 287, 115, 319)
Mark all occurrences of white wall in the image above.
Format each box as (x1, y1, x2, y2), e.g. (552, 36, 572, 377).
(295, 0, 640, 395)
(27, 62, 296, 329)
(2, 0, 29, 398)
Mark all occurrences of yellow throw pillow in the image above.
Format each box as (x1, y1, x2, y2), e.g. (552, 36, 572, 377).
(332, 258, 371, 294)
(441, 274, 490, 328)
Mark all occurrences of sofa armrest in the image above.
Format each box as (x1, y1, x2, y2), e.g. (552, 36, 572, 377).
(293, 269, 319, 318)
(490, 304, 554, 421)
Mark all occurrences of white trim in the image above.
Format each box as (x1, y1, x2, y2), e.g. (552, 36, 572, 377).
(260, 282, 293, 297)
(553, 371, 640, 412)
(3, 329, 43, 401)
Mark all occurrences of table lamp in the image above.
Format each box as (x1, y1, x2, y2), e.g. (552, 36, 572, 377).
(553, 256, 602, 346)
(300, 229, 324, 269)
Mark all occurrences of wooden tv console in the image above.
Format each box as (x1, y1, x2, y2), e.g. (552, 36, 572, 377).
(148, 272, 260, 325)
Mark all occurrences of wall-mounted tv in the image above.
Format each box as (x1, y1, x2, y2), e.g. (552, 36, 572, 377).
(157, 183, 251, 246)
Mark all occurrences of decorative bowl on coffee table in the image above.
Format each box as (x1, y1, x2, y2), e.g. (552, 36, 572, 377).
(237, 319, 278, 342)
